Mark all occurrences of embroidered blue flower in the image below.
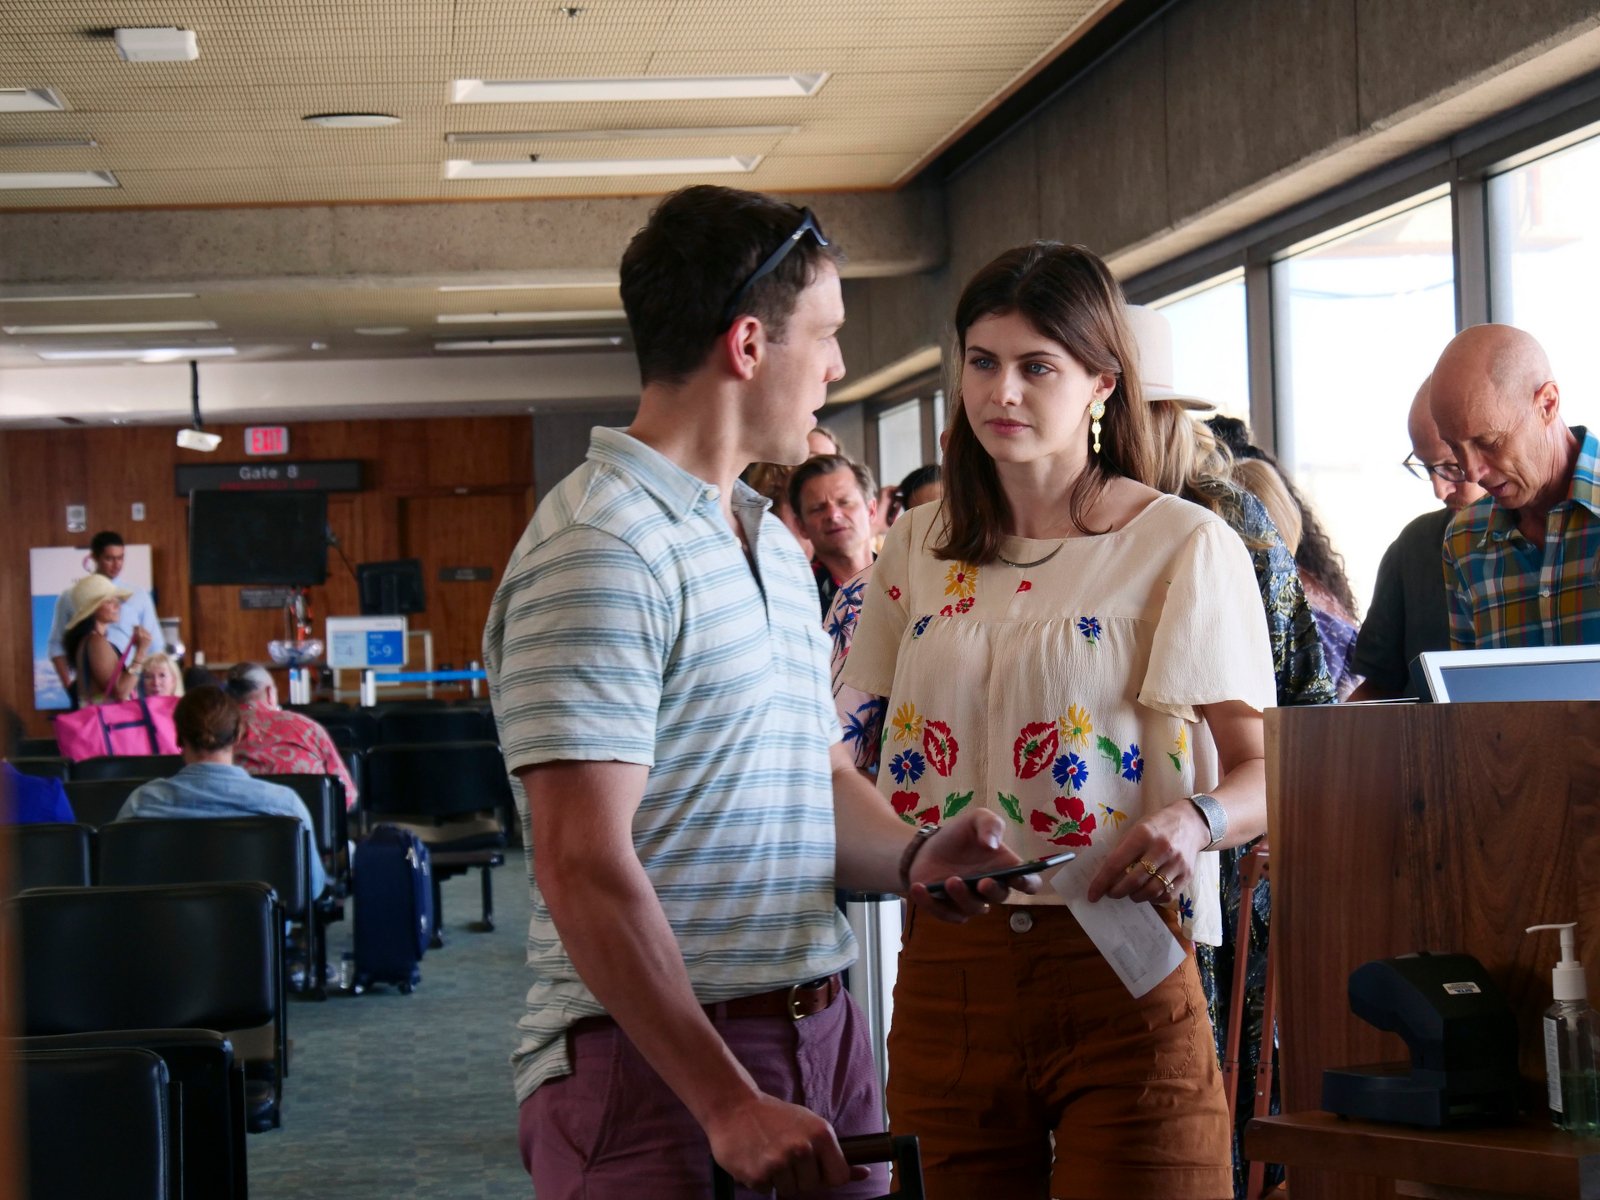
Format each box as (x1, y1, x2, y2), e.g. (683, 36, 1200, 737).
(1077, 616, 1102, 645)
(1178, 893, 1194, 920)
(912, 615, 932, 639)
(1051, 752, 1089, 792)
(889, 749, 926, 784)
(1120, 743, 1143, 783)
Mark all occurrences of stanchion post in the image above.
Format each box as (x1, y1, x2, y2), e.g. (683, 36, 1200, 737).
(360, 669, 376, 708)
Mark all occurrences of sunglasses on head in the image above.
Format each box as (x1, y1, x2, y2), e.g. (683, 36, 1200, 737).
(719, 208, 830, 330)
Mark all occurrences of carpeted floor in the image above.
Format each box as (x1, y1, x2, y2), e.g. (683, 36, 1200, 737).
(249, 862, 535, 1199)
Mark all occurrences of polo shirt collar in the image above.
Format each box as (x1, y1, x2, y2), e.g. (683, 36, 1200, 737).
(587, 426, 771, 521)
(1478, 423, 1600, 545)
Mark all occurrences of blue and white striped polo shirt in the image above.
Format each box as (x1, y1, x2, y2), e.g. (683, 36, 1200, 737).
(484, 427, 856, 1104)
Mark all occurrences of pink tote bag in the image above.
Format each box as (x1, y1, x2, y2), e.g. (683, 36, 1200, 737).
(54, 645, 181, 761)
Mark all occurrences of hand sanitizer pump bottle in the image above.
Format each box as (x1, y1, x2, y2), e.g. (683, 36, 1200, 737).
(1527, 923, 1600, 1132)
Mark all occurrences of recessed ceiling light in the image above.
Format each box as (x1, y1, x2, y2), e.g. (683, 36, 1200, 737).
(444, 125, 796, 144)
(36, 346, 237, 362)
(304, 113, 402, 129)
(434, 336, 625, 352)
(113, 28, 199, 63)
(353, 326, 410, 336)
(0, 88, 68, 113)
(0, 292, 197, 304)
(0, 171, 118, 190)
(436, 309, 625, 325)
(445, 156, 759, 180)
(3, 319, 216, 335)
(452, 74, 829, 104)
(0, 136, 98, 150)
(436, 278, 616, 293)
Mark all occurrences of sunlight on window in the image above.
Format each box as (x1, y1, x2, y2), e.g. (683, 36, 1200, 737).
(1150, 270, 1249, 420)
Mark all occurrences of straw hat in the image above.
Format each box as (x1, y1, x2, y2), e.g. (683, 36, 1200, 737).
(65, 573, 132, 632)
(1124, 304, 1217, 412)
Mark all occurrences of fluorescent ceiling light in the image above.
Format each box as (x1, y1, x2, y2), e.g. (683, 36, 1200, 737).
(36, 346, 237, 362)
(0, 137, 97, 149)
(0, 171, 118, 190)
(445, 156, 758, 180)
(0, 88, 67, 113)
(452, 74, 828, 104)
(444, 125, 795, 144)
(3, 319, 216, 334)
(304, 113, 402, 128)
(436, 309, 625, 324)
(436, 280, 616, 293)
(113, 28, 199, 63)
(434, 336, 625, 352)
(1, 292, 197, 304)
(353, 325, 409, 335)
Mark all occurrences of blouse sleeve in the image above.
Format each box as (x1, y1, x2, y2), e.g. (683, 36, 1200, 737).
(1140, 517, 1278, 722)
(840, 512, 916, 700)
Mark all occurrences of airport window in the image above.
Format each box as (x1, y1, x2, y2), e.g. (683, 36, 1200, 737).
(876, 398, 926, 491)
(1149, 270, 1250, 420)
(1272, 191, 1457, 611)
(1487, 126, 1600, 429)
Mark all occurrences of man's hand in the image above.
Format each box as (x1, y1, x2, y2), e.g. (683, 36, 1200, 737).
(907, 808, 1044, 923)
(705, 1094, 868, 1195)
(132, 626, 154, 654)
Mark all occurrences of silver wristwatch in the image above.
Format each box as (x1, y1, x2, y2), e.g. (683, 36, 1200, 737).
(1187, 793, 1227, 852)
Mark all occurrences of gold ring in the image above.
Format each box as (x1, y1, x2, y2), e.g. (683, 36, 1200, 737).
(1153, 871, 1173, 893)
(1138, 858, 1160, 877)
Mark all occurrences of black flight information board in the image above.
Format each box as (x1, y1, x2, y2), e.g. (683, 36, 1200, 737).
(174, 460, 362, 496)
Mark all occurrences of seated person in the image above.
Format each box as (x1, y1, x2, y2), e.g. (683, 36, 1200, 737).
(142, 652, 185, 698)
(117, 686, 325, 897)
(225, 662, 357, 809)
(1, 706, 74, 825)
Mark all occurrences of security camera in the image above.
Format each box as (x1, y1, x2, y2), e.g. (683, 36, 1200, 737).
(176, 427, 222, 451)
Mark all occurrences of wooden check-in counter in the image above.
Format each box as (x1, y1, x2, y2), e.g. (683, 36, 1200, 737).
(1250, 702, 1600, 1200)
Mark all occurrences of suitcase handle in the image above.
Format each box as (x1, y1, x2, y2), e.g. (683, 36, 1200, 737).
(710, 1132, 923, 1199)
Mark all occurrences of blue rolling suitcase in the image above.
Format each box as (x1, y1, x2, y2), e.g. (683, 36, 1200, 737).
(352, 824, 433, 994)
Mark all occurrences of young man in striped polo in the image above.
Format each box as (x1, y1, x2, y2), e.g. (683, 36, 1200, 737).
(484, 185, 1032, 1198)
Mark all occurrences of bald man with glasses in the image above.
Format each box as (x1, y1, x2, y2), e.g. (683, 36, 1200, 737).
(1348, 376, 1486, 700)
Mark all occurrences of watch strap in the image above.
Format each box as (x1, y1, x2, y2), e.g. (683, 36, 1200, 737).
(899, 823, 940, 892)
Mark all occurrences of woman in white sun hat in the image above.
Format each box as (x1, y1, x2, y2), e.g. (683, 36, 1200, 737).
(61, 573, 154, 705)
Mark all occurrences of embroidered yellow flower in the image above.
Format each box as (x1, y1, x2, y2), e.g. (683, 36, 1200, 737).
(943, 562, 979, 600)
(1167, 724, 1189, 773)
(1059, 704, 1093, 747)
(891, 702, 923, 744)
(1098, 802, 1129, 830)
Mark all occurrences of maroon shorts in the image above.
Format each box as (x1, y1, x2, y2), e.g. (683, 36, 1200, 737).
(520, 988, 888, 1199)
(887, 904, 1232, 1200)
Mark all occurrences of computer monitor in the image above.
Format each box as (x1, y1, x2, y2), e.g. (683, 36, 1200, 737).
(189, 489, 328, 586)
(357, 559, 426, 615)
(1418, 646, 1600, 703)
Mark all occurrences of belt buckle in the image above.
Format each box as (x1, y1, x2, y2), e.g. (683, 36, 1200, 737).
(788, 980, 823, 1021)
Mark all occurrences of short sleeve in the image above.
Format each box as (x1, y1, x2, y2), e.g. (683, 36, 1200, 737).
(1349, 538, 1407, 691)
(46, 589, 72, 660)
(840, 515, 915, 699)
(1140, 518, 1277, 722)
(488, 525, 674, 773)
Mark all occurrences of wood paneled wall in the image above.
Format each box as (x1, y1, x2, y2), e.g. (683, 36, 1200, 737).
(1, 416, 533, 737)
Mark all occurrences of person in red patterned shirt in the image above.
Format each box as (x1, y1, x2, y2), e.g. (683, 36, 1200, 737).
(224, 662, 358, 808)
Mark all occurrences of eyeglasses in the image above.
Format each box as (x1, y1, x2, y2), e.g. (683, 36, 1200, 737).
(719, 208, 830, 329)
(1402, 454, 1468, 484)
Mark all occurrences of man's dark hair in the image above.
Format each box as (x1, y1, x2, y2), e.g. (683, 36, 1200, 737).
(90, 530, 124, 557)
(620, 185, 842, 388)
(787, 454, 877, 517)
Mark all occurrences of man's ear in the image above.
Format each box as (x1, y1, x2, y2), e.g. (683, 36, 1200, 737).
(720, 315, 766, 382)
(1534, 379, 1562, 423)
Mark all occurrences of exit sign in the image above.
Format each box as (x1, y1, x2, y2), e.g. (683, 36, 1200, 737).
(245, 426, 289, 456)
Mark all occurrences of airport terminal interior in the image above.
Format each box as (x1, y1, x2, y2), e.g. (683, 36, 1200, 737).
(4, 1, 1600, 1197)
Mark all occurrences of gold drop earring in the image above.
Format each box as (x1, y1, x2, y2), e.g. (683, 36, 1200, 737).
(1089, 400, 1106, 454)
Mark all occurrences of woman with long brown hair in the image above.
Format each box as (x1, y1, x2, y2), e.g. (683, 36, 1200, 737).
(844, 243, 1275, 1198)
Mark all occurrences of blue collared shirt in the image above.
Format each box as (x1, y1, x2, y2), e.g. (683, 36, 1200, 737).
(1442, 425, 1600, 649)
(46, 581, 162, 659)
(2, 763, 75, 825)
(117, 762, 325, 896)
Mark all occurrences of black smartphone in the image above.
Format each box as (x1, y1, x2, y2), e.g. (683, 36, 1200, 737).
(923, 851, 1076, 899)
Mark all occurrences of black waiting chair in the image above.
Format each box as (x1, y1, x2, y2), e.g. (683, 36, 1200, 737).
(102, 814, 318, 1001)
(2, 881, 285, 1131)
(72, 753, 185, 782)
(11, 754, 72, 780)
(0, 822, 94, 897)
(262, 773, 350, 893)
(10, 1029, 247, 1200)
(364, 741, 511, 943)
(65, 777, 146, 827)
(339, 747, 366, 827)
(376, 706, 497, 747)
(10, 1045, 171, 1200)
(311, 709, 379, 751)
(18, 735, 63, 758)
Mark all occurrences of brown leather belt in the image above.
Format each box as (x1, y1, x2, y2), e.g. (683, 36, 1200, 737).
(571, 974, 842, 1036)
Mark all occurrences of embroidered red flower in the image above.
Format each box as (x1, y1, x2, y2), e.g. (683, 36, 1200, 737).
(954, 596, 974, 613)
(915, 806, 942, 826)
(939, 604, 954, 617)
(1017, 580, 1032, 593)
(890, 791, 922, 825)
(1013, 721, 1060, 779)
(1037, 795, 1098, 847)
(922, 719, 959, 776)
(888, 586, 902, 601)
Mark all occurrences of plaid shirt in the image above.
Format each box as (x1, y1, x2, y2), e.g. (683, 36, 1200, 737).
(1442, 425, 1600, 649)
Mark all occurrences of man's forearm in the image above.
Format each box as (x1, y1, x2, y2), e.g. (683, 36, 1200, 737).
(830, 749, 917, 894)
(50, 655, 71, 689)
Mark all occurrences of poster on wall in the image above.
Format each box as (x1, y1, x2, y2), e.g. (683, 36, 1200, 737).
(29, 544, 154, 712)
